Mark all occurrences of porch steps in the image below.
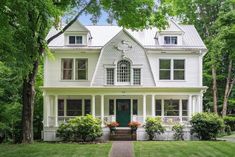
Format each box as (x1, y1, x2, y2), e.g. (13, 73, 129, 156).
(110, 129, 136, 141)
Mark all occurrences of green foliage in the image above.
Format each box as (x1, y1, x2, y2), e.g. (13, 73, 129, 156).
(190, 113, 224, 140)
(172, 123, 184, 140)
(223, 116, 235, 131)
(144, 117, 165, 140)
(57, 115, 102, 142)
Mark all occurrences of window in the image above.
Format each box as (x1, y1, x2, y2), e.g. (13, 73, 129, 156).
(159, 59, 185, 80)
(58, 99, 64, 116)
(164, 36, 177, 45)
(66, 100, 82, 116)
(62, 59, 73, 80)
(174, 60, 185, 80)
(155, 100, 162, 116)
(84, 99, 91, 115)
(69, 36, 83, 44)
(159, 59, 171, 80)
(164, 99, 179, 116)
(133, 99, 138, 115)
(106, 68, 114, 85)
(117, 60, 131, 82)
(75, 59, 88, 80)
(182, 100, 188, 116)
(133, 68, 141, 85)
(109, 99, 114, 115)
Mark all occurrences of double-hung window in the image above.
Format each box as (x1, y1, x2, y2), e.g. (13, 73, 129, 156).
(75, 59, 88, 80)
(62, 59, 73, 80)
(106, 68, 114, 85)
(159, 59, 185, 80)
(133, 68, 141, 85)
(164, 36, 177, 45)
(69, 36, 83, 45)
(66, 99, 82, 116)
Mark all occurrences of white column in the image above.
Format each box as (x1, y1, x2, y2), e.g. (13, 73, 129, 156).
(43, 94, 48, 127)
(151, 95, 155, 117)
(131, 99, 133, 121)
(161, 99, 164, 121)
(101, 95, 104, 127)
(179, 99, 182, 122)
(92, 95, 95, 117)
(188, 95, 192, 118)
(55, 95, 58, 127)
(143, 94, 146, 123)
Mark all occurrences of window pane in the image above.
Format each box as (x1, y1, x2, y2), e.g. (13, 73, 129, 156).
(155, 99, 161, 116)
(69, 36, 75, 44)
(58, 99, 64, 116)
(76, 36, 82, 44)
(174, 70, 184, 80)
(62, 59, 73, 80)
(84, 99, 91, 115)
(174, 60, 184, 69)
(171, 36, 177, 44)
(106, 68, 114, 85)
(109, 100, 114, 115)
(133, 99, 138, 115)
(117, 60, 131, 82)
(164, 36, 171, 44)
(160, 59, 171, 69)
(76, 59, 87, 80)
(67, 100, 82, 116)
(133, 69, 141, 85)
(182, 100, 188, 116)
(160, 70, 171, 80)
(164, 99, 179, 116)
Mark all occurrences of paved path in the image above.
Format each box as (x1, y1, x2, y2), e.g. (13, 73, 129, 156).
(109, 141, 134, 157)
(217, 136, 235, 142)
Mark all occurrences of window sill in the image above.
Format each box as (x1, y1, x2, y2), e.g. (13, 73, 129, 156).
(158, 80, 186, 82)
(60, 80, 89, 82)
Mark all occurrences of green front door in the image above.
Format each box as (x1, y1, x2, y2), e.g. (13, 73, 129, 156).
(116, 99, 130, 127)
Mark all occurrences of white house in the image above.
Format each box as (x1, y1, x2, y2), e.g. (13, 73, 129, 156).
(42, 19, 207, 141)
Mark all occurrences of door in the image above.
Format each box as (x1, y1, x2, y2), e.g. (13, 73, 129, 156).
(116, 99, 130, 127)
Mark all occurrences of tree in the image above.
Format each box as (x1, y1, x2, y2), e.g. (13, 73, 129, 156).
(1, 0, 169, 143)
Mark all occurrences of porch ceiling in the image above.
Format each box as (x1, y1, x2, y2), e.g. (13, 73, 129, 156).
(41, 86, 207, 94)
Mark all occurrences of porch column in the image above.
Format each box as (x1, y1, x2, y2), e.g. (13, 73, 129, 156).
(101, 95, 104, 127)
(151, 95, 155, 117)
(143, 94, 146, 123)
(43, 94, 48, 127)
(179, 99, 183, 122)
(92, 95, 95, 117)
(55, 95, 58, 127)
(188, 95, 192, 119)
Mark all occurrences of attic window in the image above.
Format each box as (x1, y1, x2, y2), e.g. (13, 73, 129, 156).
(164, 36, 177, 45)
(69, 36, 83, 44)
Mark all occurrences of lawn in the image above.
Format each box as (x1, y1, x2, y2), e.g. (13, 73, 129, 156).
(134, 141, 235, 157)
(0, 142, 111, 157)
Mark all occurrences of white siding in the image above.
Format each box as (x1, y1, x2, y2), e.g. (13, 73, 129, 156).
(44, 51, 99, 86)
(147, 52, 201, 87)
(92, 30, 155, 86)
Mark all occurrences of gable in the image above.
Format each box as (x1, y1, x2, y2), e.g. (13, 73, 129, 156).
(91, 30, 155, 86)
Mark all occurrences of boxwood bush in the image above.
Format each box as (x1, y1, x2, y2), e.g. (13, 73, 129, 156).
(57, 115, 102, 142)
(145, 117, 165, 140)
(223, 116, 235, 131)
(190, 113, 224, 140)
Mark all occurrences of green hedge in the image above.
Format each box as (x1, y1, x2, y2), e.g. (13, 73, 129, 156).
(224, 116, 235, 131)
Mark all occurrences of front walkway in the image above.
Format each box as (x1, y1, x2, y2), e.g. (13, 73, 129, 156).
(109, 141, 134, 157)
(217, 133, 235, 142)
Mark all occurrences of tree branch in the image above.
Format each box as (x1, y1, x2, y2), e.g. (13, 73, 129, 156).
(47, 0, 92, 44)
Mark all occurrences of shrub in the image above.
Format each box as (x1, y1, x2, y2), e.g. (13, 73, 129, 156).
(57, 115, 102, 142)
(225, 125, 232, 135)
(145, 117, 165, 140)
(190, 113, 224, 140)
(223, 116, 235, 131)
(172, 124, 184, 140)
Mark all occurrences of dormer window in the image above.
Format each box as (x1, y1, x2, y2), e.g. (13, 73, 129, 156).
(69, 35, 83, 44)
(164, 36, 177, 45)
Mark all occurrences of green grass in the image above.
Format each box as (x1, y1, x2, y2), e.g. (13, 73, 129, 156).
(0, 142, 112, 157)
(134, 141, 235, 157)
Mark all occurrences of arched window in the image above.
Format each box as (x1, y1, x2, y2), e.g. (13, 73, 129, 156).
(117, 60, 131, 82)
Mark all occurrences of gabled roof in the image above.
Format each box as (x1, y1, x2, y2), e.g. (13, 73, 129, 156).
(47, 20, 206, 50)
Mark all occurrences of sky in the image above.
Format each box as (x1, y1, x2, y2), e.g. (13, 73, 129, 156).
(78, 11, 112, 25)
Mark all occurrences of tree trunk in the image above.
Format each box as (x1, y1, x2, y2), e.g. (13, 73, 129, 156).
(222, 60, 233, 117)
(22, 60, 39, 143)
(212, 64, 218, 114)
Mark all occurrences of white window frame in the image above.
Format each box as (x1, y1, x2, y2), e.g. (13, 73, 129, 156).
(68, 35, 83, 45)
(133, 68, 141, 85)
(106, 68, 115, 85)
(164, 36, 178, 45)
(75, 58, 88, 80)
(159, 58, 186, 81)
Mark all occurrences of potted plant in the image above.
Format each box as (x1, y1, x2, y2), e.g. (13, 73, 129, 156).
(128, 121, 141, 134)
(107, 122, 119, 134)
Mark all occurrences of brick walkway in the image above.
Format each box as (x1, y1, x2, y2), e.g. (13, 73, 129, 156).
(109, 141, 134, 157)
